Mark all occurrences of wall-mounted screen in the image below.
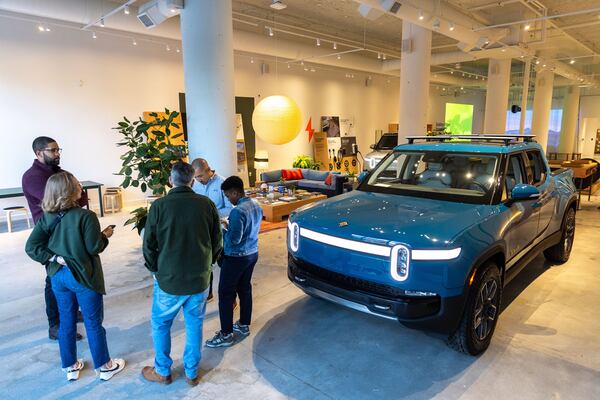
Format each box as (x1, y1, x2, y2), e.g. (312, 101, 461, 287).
(444, 103, 474, 135)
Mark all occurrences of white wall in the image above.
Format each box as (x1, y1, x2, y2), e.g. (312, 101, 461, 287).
(579, 96, 600, 156)
(0, 16, 184, 214)
(234, 56, 400, 170)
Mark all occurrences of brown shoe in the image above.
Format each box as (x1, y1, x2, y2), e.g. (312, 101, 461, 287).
(186, 375, 201, 386)
(141, 366, 172, 385)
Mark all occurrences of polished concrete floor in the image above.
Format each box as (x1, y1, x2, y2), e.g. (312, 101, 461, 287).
(1, 198, 600, 400)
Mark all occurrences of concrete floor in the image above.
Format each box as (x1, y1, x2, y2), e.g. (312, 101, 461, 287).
(1, 199, 600, 400)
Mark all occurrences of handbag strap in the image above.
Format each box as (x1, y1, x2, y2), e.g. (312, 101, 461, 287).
(47, 210, 68, 235)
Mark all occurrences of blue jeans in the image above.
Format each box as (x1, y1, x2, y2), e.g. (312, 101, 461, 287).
(151, 280, 208, 379)
(51, 266, 110, 369)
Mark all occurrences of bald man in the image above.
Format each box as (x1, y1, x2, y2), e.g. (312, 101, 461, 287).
(191, 158, 233, 218)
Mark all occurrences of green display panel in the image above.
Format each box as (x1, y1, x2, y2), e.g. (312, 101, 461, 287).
(445, 103, 474, 135)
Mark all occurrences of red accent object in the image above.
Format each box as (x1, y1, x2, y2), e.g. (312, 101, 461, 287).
(305, 117, 315, 143)
(282, 169, 304, 180)
(325, 174, 333, 186)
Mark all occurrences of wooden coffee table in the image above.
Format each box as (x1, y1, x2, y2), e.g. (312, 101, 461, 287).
(258, 194, 327, 222)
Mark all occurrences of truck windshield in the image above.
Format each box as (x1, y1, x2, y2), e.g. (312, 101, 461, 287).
(376, 135, 398, 150)
(361, 150, 499, 204)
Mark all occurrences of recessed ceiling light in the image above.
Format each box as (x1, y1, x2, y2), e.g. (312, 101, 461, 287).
(38, 24, 45, 32)
(524, 24, 530, 31)
(535, 60, 540, 64)
(270, 0, 287, 11)
(337, 54, 341, 60)
(132, 39, 137, 45)
(570, 59, 575, 64)
(542, 64, 546, 67)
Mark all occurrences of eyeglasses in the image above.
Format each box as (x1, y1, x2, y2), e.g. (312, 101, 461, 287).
(43, 148, 62, 154)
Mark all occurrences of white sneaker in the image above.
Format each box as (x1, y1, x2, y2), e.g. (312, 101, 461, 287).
(64, 359, 84, 381)
(98, 358, 126, 381)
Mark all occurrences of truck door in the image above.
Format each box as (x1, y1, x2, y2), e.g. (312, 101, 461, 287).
(523, 150, 556, 236)
(501, 153, 540, 262)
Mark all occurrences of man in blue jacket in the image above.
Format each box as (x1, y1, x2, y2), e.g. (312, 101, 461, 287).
(205, 176, 263, 348)
(191, 158, 233, 302)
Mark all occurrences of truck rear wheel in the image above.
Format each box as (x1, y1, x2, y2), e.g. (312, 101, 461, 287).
(544, 207, 575, 264)
(447, 262, 502, 355)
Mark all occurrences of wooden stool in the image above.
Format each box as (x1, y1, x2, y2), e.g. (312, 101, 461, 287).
(103, 187, 123, 214)
(3, 206, 31, 233)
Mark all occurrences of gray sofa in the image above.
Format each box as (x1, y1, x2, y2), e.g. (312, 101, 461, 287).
(259, 169, 346, 197)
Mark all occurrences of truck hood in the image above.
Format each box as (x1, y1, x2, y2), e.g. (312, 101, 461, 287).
(292, 190, 492, 249)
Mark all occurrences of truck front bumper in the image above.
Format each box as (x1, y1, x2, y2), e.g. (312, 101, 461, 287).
(288, 254, 468, 333)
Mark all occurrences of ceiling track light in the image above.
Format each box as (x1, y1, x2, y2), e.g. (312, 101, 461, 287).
(570, 59, 575, 64)
(333, 42, 337, 50)
(337, 54, 341, 60)
(100, 18, 105, 27)
(176, 48, 180, 53)
(418, 9, 424, 21)
(535, 60, 540, 65)
(268, 27, 274, 37)
(38, 24, 45, 32)
(92, 31, 97, 39)
(124, 5, 130, 15)
(377, 52, 381, 59)
(316, 38, 321, 46)
(524, 23, 531, 31)
(449, 22, 455, 31)
(166, 44, 170, 51)
(450, 70, 454, 74)
(132, 39, 137, 46)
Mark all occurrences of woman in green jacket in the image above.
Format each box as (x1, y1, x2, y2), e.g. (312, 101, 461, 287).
(26, 171, 125, 381)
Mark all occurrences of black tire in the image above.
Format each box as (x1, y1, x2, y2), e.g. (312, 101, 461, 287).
(544, 207, 576, 264)
(447, 262, 502, 355)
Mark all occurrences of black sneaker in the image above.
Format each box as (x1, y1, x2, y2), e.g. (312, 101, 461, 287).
(49, 325, 83, 341)
(233, 321, 250, 337)
(205, 331, 234, 348)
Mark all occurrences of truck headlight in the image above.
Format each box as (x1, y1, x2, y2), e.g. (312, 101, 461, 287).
(288, 221, 300, 252)
(390, 244, 410, 281)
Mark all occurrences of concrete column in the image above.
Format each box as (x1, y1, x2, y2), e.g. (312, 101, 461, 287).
(398, 22, 431, 142)
(531, 69, 555, 152)
(557, 85, 581, 154)
(519, 59, 531, 135)
(180, 0, 236, 176)
(483, 59, 511, 134)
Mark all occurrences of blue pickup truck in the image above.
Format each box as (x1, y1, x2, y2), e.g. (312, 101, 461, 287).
(287, 135, 577, 355)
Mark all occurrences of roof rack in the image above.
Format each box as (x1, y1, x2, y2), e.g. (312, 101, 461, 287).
(405, 134, 537, 146)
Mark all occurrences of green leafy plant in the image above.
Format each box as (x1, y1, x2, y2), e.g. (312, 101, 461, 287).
(124, 207, 149, 235)
(112, 109, 188, 232)
(292, 155, 322, 170)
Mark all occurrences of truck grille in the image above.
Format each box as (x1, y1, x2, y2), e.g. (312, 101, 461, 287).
(289, 254, 406, 299)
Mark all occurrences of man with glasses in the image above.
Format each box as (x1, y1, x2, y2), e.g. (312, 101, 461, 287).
(22, 136, 88, 341)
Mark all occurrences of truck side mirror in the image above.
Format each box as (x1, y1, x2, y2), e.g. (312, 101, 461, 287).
(510, 184, 541, 201)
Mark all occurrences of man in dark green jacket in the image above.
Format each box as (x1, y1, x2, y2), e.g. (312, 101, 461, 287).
(141, 161, 223, 387)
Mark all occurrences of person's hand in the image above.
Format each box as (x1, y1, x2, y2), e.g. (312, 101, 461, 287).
(221, 219, 229, 229)
(102, 226, 114, 238)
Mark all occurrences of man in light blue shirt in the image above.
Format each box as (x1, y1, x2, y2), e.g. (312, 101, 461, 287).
(191, 158, 233, 218)
(191, 158, 234, 302)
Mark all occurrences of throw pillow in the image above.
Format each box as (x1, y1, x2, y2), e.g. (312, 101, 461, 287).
(325, 174, 333, 186)
(282, 169, 304, 180)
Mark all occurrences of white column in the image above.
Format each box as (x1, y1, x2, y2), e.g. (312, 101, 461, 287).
(557, 85, 581, 154)
(531, 69, 555, 152)
(180, 0, 236, 176)
(519, 59, 531, 135)
(483, 59, 511, 134)
(398, 22, 431, 142)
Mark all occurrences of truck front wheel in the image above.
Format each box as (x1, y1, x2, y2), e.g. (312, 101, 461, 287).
(447, 262, 502, 355)
(544, 207, 576, 264)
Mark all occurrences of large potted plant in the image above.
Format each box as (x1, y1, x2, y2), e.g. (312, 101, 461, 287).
(292, 155, 322, 170)
(112, 109, 188, 234)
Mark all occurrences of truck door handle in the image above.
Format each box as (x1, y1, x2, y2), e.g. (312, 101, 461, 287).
(373, 303, 391, 311)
